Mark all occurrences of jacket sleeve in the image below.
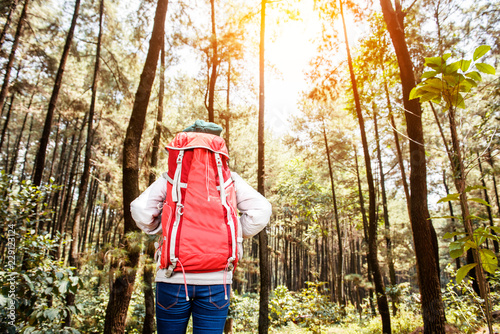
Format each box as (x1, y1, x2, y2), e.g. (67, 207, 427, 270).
(130, 176, 167, 235)
(232, 172, 272, 238)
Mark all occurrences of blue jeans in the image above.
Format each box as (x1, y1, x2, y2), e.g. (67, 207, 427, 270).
(156, 283, 230, 334)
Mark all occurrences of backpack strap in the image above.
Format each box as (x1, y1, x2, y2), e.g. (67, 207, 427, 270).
(162, 172, 187, 189)
(214, 153, 237, 270)
(166, 150, 185, 277)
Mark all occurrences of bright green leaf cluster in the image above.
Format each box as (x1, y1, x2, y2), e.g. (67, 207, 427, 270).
(437, 183, 500, 284)
(410, 45, 496, 109)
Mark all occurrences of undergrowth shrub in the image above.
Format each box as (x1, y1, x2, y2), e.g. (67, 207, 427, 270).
(0, 172, 81, 334)
(228, 291, 260, 332)
(443, 266, 500, 333)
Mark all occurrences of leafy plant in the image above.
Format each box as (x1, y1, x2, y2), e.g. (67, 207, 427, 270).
(439, 186, 500, 283)
(0, 172, 81, 334)
(409, 45, 495, 108)
(411, 45, 498, 332)
(442, 265, 489, 334)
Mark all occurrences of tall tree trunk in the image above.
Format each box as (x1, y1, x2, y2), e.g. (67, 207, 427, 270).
(379, 1, 446, 332)
(258, 1, 269, 333)
(224, 59, 231, 154)
(0, 0, 19, 49)
(8, 109, 28, 174)
(104, 0, 168, 332)
(447, 107, 492, 331)
(442, 171, 461, 271)
(354, 144, 376, 316)
(339, 1, 391, 331)
(0, 93, 15, 152)
(373, 109, 397, 315)
(381, 62, 411, 217)
(66, 0, 103, 324)
(143, 35, 166, 334)
(33, 0, 80, 186)
(321, 122, 343, 306)
(0, 0, 28, 113)
(477, 153, 499, 253)
(486, 147, 500, 216)
(207, 0, 218, 122)
(21, 113, 34, 181)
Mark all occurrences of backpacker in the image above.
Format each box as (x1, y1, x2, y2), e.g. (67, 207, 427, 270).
(159, 131, 238, 277)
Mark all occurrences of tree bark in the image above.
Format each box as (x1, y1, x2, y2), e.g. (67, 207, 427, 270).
(68, 0, 103, 269)
(486, 147, 500, 216)
(354, 144, 376, 316)
(104, 0, 168, 332)
(378, 0, 446, 332)
(373, 109, 397, 316)
(322, 122, 343, 306)
(207, 0, 218, 122)
(258, 1, 269, 332)
(143, 35, 166, 334)
(0, 0, 19, 49)
(0, 0, 28, 114)
(0, 93, 15, 152)
(477, 153, 499, 253)
(382, 63, 411, 217)
(33, 0, 80, 186)
(339, 0, 391, 331)
(442, 171, 461, 271)
(8, 108, 28, 174)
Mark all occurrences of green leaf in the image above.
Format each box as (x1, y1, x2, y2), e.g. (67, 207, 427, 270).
(456, 263, 477, 284)
(437, 193, 460, 203)
(425, 56, 444, 69)
(450, 248, 464, 259)
(426, 77, 445, 89)
(465, 185, 487, 193)
(464, 78, 478, 88)
(443, 231, 466, 239)
(468, 197, 491, 207)
(490, 226, 500, 234)
(59, 280, 69, 295)
(464, 239, 477, 250)
(473, 45, 490, 61)
(460, 59, 472, 72)
(465, 71, 482, 82)
(445, 61, 461, 74)
(443, 74, 460, 86)
(465, 215, 488, 221)
(409, 87, 421, 100)
(476, 63, 496, 75)
(454, 93, 466, 109)
(479, 248, 498, 274)
(44, 308, 59, 321)
(450, 241, 464, 258)
(22, 274, 35, 292)
(458, 80, 474, 93)
(432, 216, 460, 221)
(421, 71, 438, 79)
(420, 92, 440, 103)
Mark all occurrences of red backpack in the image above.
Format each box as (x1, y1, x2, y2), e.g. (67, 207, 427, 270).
(159, 132, 238, 277)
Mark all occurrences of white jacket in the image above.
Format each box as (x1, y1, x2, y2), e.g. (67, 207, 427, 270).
(130, 172, 272, 285)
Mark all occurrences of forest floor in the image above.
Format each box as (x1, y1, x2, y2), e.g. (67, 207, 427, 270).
(265, 322, 500, 334)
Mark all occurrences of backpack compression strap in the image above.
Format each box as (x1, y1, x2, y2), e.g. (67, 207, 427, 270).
(166, 150, 185, 277)
(215, 153, 237, 270)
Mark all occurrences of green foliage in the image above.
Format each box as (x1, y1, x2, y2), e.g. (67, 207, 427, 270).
(269, 285, 299, 326)
(0, 172, 81, 334)
(438, 184, 500, 282)
(228, 291, 260, 331)
(291, 282, 341, 333)
(442, 265, 500, 333)
(410, 45, 496, 109)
